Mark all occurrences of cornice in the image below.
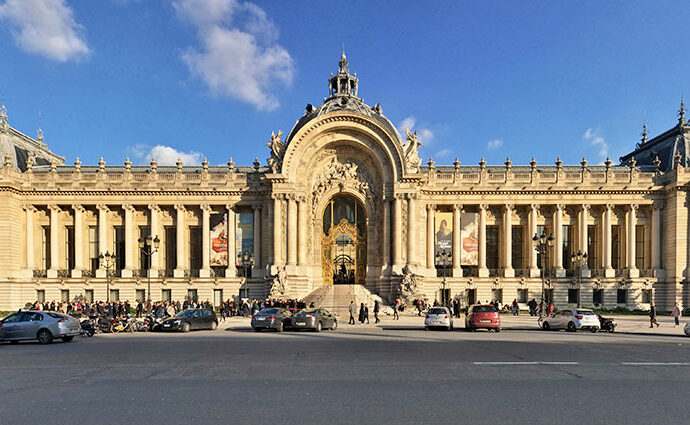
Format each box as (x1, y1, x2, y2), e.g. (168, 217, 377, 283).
(420, 189, 659, 196)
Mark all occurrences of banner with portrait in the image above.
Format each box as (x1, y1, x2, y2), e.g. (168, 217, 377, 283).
(236, 212, 254, 260)
(434, 212, 453, 267)
(461, 212, 479, 266)
(210, 213, 228, 266)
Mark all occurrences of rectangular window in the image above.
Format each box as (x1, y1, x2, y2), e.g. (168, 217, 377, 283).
(593, 289, 603, 306)
(187, 289, 198, 302)
(135, 289, 146, 303)
(84, 289, 94, 304)
(511, 226, 523, 270)
(65, 226, 75, 270)
(635, 225, 645, 269)
(642, 289, 652, 304)
(517, 289, 528, 304)
(109, 289, 120, 302)
(486, 225, 499, 270)
(161, 289, 172, 302)
(214, 289, 223, 306)
(611, 225, 621, 270)
(89, 226, 99, 272)
(165, 226, 176, 271)
(36, 289, 45, 303)
(41, 225, 50, 270)
(114, 226, 125, 271)
(60, 289, 70, 302)
(587, 225, 598, 269)
(139, 226, 151, 270)
(491, 289, 503, 304)
(617, 289, 627, 304)
(189, 226, 202, 271)
(567, 289, 579, 304)
(562, 225, 571, 267)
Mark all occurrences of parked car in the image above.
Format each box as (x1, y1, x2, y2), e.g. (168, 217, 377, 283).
(465, 304, 501, 332)
(291, 309, 337, 332)
(424, 307, 453, 331)
(160, 309, 218, 332)
(0, 311, 80, 344)
(251, 308, 293, 332)
(541, 309, 599, 332)
(684, 322, 690, 336)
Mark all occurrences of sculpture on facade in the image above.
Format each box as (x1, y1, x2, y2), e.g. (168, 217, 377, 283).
(392, 264, 422, 304)
(311, 158, 371, 214)
(268, 265, 288, 299)
(266, 130, 286, 173)
(402, 129, 423, 172)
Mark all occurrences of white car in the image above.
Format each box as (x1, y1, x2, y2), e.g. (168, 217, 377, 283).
(541, 308, 600, 332)
(424, 307, 453, 331)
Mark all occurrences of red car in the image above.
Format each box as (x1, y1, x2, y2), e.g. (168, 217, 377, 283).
(465, 304, 501, 332)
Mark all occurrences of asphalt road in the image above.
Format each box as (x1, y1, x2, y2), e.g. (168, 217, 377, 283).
(1, 323, 688, 425)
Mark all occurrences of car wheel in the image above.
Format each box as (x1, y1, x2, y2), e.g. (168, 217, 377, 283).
(542, 321, 550, 331)
(37, 329, 53, 344)
(254, 327, 261, 332)
(567, 322, 576, 332)
(315, 321, 322, 332)
(331, 320, 338, 330)
(495, 327, 501, 333)
(276, 322, 284, 332)
(424, 326, 429, 331)
(62, 336, 75, 342)
(9, 340, 19, 344)
(181, 322, 191, 333)
(210, 321, 218, 331)
(590, 327, 599, 333)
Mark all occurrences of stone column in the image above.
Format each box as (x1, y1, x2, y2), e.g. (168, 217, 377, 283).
(478, 204, 489, 277)
(297, 196, 307, 267)
(452, 204, 462, 277)
(627, 204, 639, 278)
(272, 195, 283, 267)
(529, 204, 539, 277)
(121, 204, 134, 278)
(382, 199, 390, 270)
(651, 202, 663, 273)
(72, 205, 85, 278)
(226, 204, 236, 278)
(148, 204, 160, 277)
(392, 194, 403, 269)
(200, 204, 211, 277)
(253, 203, 262, 271)
(23, 205, 35, 276)
(579, 204, 590, 277)
(503, 204, 514, 277)
(406, 194, 417, 266)
(554, 204, 564, 276)
(426, 204, 435, 270)
(604, 204, 614, 277)
(47, 205, 60, 278)
(287, 195, 297, 267)
(174, 204, 186, 277)
(96, 204, 109, 278)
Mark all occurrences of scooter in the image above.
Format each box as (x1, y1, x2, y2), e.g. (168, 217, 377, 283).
(598, 315, 616, 333)
(80, 318, 96, 337)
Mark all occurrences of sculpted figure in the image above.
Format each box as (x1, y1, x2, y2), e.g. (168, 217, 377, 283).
(402, 129, 423, 172)
(269, 265, 288, 299)
(266, 130, 285, 173)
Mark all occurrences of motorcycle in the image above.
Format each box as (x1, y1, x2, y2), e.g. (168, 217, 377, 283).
(80, 318, 96, 337)
(146, 314, 167, 332)
(598, 315, 616, 333)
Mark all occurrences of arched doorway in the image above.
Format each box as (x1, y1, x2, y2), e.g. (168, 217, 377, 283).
(321, 195, 367, 285)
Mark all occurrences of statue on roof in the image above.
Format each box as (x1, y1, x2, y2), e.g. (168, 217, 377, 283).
(402, 129, 423, 172)
(266, 130, 286, 173)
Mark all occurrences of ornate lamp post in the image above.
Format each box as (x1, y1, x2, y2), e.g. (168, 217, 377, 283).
(138, 235, 160, 302)
(99, 251, 117, 303)
(571, 250, 588, 308)
(532, 233, 554, 317)
(237, 251, 254, 298)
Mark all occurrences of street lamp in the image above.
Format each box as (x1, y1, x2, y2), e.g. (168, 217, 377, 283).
(138, 235, 160, 302)
(532, 233, 554, 317)
(236, 251, 254, 298)
(99, 251, 117, 303)
(571, 250, 588, 308)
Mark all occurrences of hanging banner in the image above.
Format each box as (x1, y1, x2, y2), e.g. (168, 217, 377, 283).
(236, 212, 254, 260)
(461, 212, 479, 266)
(210, 213, 228, 266)
(435, 211, 453, 267)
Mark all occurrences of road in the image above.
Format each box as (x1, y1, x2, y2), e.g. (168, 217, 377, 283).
(1, 318, 689, 424)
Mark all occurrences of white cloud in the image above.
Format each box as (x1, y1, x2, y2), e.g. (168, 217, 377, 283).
(130, 144, 203, 166)
(434, 148, 452, 159)
(582, 128, 608, 161)
(398, 115, 434, 144)
(487, 139, 503, 150)
(0, 0, 90, 62)
(173, 0, 294, 111)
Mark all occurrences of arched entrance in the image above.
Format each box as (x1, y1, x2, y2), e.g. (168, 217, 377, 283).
(321, 195, 367, 285)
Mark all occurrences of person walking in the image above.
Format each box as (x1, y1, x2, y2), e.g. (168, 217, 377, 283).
(649, 302, 659, 328)
(358, 303, 366, 325)
(374, 300, 380, 323)
(672, 302, 682, 327)
(393, 299, 400, 320)
(364, 303, 370, 324)
(348, 301, 356, 325)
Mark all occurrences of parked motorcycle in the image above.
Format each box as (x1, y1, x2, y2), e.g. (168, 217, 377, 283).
(146, 314, 166, 332)
(598, 315, 616, 333)
(80, 318, 96, 337)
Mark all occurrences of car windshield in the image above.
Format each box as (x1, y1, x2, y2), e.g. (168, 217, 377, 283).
(428, 308, 447, 314)
(576, 310, 595, 316)
(175, 310, 195, 318)
(257, 309, 279, 315)
(472, 306, 497, 313)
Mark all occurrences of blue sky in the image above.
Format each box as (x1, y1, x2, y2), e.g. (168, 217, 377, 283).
(0, 0, 688, 167)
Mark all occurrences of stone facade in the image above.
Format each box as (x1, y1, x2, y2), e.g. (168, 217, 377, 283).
(0, 53, 688, 311)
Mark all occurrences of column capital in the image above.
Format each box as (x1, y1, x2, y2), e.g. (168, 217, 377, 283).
(96, 204, 109, 212)
(174, 204, 186, 212)
(47, 204, 61, 212)
(479, 203, 489, 211)
(505, 203, 515, 212)
(122, 204, 135, 212)
(286, 193, 298, 202)
(530, 203, 540, 212)
(148, 204, 161, 213)
(555, 204, 565, 211)
(22, 204, 37, 212)
(252, 202, 263, 211)
(653, 200, 665, 210)
(426, 203, 436, 211)
(453, 204, 463, 212)
(630, 203, 639, 212)
(226, 203, 238, 212)
(296, 195, 307, 203)
(200, 204, 212, 212)
(605, 203, 614, 211)
(582, 203, 591, 211)
(271, 193, 283, 201)
(393, 193, 405, 201)
(71, 204, 86, 213)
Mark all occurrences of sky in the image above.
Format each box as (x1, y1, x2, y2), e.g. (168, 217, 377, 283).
(0, 0, 689, 168)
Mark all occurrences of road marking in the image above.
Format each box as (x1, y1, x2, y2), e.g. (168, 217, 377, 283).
(473, 361, 579, 365)
(621, 362, 690, 366)
(539, 361, 579, 365)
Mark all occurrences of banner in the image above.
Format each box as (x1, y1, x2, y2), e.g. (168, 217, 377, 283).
(236, 212, 254, 261)
(461, 212, 479, 266)
(210, 213, 228, 266)
(435, 212, 453, 267)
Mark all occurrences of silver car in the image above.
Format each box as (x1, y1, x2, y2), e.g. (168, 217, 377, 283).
(0, 311, 81, 344)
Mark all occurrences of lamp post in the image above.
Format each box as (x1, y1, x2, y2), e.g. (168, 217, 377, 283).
(532, 233, 554, 317)
(99, 251, 117, 303)
(236, 251, 254, 298)
(138, 235, 160, 302)
(571, 250, 588, 308)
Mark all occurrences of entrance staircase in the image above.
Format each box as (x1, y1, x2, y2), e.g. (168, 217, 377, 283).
(301, 284, 389, 319)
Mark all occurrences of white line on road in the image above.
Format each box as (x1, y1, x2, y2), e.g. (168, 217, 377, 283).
(621, 362, 690, 366)
(473, 361, 579, 365)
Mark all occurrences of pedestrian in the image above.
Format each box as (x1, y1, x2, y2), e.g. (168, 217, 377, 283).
(649, 302, 659, 328)
(374, 300, 380, 323)
(672, 303, 681, 327)
(364, 303, 370, 324)
(358, 303, 365, 324)
(348, 301, 356, 325)
(393, 299, 400, 320)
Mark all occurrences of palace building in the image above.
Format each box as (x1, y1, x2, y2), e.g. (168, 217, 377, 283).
(0, 53, 688, 311)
